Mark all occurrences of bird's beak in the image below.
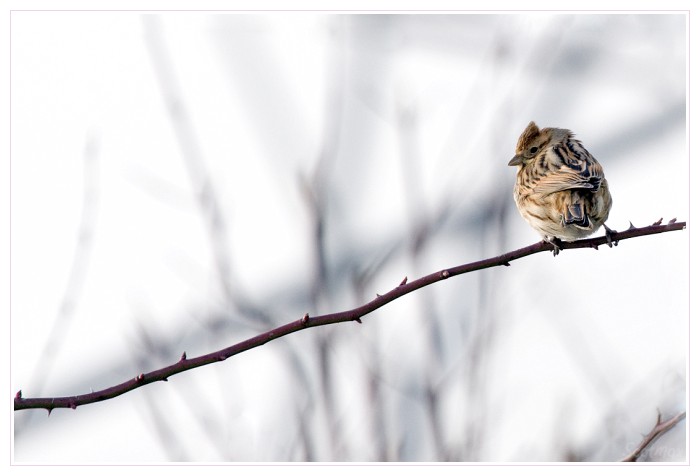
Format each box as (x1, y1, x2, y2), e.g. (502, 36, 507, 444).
(508, 155, 524, 166)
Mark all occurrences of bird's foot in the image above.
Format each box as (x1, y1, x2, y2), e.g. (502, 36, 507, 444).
(547, 237, 563, 256)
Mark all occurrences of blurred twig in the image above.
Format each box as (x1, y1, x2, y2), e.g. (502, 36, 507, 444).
(15, 134, 100, 432)
(397, 103, 449, 459)
(28, 135, 100, 379)
(143, 16, 273, 326)
(620, 411, 686, 462)
(14, 219, 685, 412)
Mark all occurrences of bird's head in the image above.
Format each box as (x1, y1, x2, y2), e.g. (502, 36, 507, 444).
(508, 121, 570, 166)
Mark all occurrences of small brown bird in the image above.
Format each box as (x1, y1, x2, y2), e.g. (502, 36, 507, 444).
(508, 121, 613, 254)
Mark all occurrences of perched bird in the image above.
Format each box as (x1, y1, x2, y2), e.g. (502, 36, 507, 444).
(508, 121, 613, 255)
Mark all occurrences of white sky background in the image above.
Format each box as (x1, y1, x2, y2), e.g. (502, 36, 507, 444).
(9, 10, 689, 463)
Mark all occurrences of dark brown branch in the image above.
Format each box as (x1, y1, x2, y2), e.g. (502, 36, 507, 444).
(14, 219, 685, 412)
(621, 410, 687, 462)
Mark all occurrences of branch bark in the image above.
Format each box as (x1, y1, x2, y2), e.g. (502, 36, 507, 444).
(621, 411, 687, 462)
(14, 219, 685, 412)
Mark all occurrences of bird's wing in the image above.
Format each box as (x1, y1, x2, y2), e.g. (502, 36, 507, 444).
(534, 144, 604, 195)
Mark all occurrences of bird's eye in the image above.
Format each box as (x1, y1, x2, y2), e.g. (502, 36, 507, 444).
(529, 146, 539, 154)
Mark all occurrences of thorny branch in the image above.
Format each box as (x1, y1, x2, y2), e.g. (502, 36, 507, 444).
(620, 411, 687, 462)
(14, 219, 685, 412)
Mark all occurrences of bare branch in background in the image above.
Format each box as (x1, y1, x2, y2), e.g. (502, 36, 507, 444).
(620, 411, 686, 462)
(15, 134, 100, 434)
(143, 16, 273, 326)
(14, 219, 685, 412)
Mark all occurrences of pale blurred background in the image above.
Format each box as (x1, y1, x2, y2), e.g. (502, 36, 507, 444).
(11, 12, 687, 462)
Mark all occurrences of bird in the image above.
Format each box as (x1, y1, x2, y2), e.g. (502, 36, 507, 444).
(508, 121, 613, 255)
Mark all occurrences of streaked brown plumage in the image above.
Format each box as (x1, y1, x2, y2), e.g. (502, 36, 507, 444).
(508, 121, 612, 254)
